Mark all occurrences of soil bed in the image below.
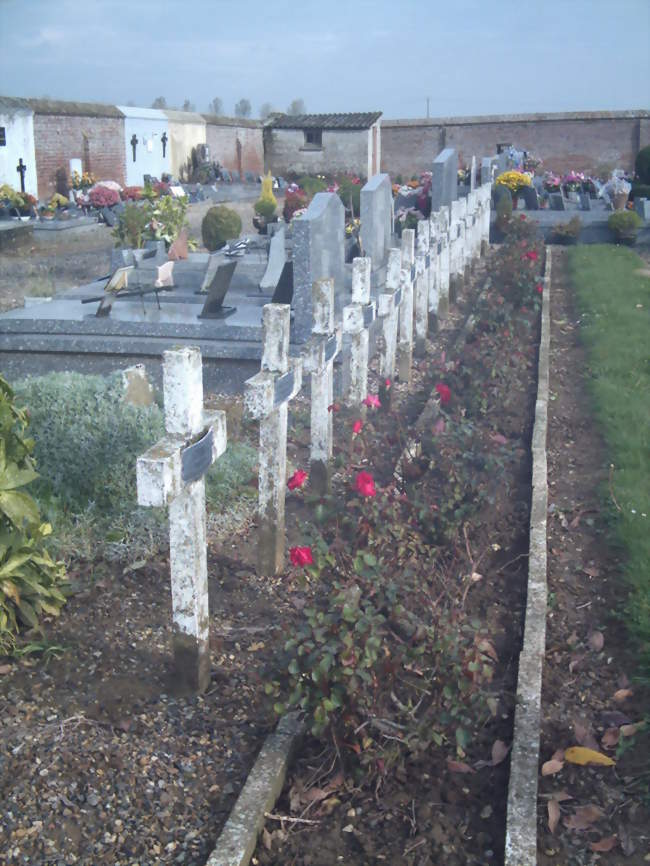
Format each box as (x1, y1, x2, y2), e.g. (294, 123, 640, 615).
(251, 247, 544, 865)
(536, 248, 650, 865)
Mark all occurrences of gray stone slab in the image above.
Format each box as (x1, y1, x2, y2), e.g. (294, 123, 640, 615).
(579, 192, 592, 211)
(259, 226, 286, 292)
(292, 192, 344, 342)
(360, 174, 392, 271)
(549, 193, 565, 211)
(522, 186, 539, 210)
(635, 197, 650, 220)
(431, 147, 458, 212)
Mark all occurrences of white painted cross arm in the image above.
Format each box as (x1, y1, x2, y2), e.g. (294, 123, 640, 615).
(137, 409, 227, 507)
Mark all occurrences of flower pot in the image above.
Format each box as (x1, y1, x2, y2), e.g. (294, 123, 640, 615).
(612, 193, 629, 211)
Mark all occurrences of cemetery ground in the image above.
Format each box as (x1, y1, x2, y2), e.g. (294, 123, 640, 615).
(1, 239, 648, 865)
(0, 197, 264, 314)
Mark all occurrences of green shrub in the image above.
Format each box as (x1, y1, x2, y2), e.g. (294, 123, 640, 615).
(631, 183, 650, 200)
(299, 175, 327, 198)
(15, 372, 165, 516)
(608, 210, 642, 243)
(634, 145, 650, 185)
(254, 198, 277, 220)
(337, 177, 362, 216)
(0, 375, 67, 654)
(201, 206, 243, 251)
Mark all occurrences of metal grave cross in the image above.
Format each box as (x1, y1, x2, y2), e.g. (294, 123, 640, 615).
(136, 346, 227, 693)
(130, 134, 138, 162)
(245, 304, 302, 575)
(303, 278, 341, 494)
(16, 158, 27, 193)
(161, 131, 168, 158)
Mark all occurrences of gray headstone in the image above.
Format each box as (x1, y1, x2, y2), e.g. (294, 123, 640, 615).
(470, 155, 477, 192)
(431, 147, 458, 213)
(292, 192, 345, 342)
(634, 197, 650, 221)
(496, 152, 508, 175)
(550, 193, 566, 211)
(144, 239, 167, 264)
(480, 157, 493, 186)
(522, 186, 539, 210)
(260, 226, 286, 292)
(579, 192, 592, 211)
(360, 173, 392, 271)
(111, 248, 134, 270)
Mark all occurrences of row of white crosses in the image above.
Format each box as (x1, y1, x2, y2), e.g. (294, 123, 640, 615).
(134, 178, 492, 694)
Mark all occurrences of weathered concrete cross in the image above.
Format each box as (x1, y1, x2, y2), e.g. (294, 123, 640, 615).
(303, 278, 341, 494)
(398, 228, 415, 385)
(136, 346, 227, 693)
(342, 257, 375, 406)
(245, 304, 302, 575)
(377, 247, 402, 388)
(414, 220, 431, 356)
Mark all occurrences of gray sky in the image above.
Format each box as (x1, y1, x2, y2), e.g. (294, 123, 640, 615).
(1, 0, 648, 118)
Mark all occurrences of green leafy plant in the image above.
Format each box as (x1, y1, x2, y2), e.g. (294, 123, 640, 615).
(147, 194, 192, 249)
(201, 205, 243, 251)
(635, 144, 650, 185)
(0, 375, 67, 655)
(112, 203, 150, 249)
(608, 210, 642, 245)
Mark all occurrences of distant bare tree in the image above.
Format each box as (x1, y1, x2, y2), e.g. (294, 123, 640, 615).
(182, 99, 195, 112)
(234, 98, 252, 118)
(209, 96, 223, 115)
(151, 96, 167, 109)
(259, 102, 274, 120)
(287, 98, 306, 116)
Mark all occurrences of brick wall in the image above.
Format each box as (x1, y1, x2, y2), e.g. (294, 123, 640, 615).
(33, 114, 125, 199)
(381, 111, 650, 177)
(205, 124, 264, 174)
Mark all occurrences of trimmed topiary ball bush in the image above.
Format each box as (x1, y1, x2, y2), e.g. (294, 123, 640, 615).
(201, 206, 243, 251)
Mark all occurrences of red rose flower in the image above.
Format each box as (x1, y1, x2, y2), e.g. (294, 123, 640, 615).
(355, 471, 377, 497)
(289, 546, 313, 567)
(536, 283, 543, 294)
(522, 250, 539, 262)
(385, 378, 391, 388)
(328, 402, 341, 413)
(352, 420, 363, 435)
(287, 469, 308, 490)
(435, 383, 451, 405)
(519, 214, 527, 220)
(363, 394, 381, 409)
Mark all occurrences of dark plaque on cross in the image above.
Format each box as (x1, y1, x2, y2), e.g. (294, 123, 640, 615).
(130, 134, 138, 162)
(161, 131, 168, 158)
(16, 159, 27, 193)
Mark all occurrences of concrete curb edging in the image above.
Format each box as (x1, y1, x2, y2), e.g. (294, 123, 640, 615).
(504, 247, 552, 865)
(204, 712, 304, 866)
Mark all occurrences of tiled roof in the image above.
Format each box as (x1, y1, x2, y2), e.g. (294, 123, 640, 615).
(268, 112, 382, 130)
(0, 96, 32, 113)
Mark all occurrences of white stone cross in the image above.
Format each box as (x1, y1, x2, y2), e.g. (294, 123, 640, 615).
(245, 304, 302, 575)
(377, 247, 401, 388)
(303, 278, 340, 494)
(435, 206, 451, 318)
(136, 346, 227, 693)
(414, 220, 430, 356)
(342, 257, 375, 407)
(398, 228, 415, 385)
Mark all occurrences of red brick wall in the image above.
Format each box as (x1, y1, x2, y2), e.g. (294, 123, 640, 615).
(381, 113, 649, 178)
(33, 114, 126, 199)
(205, 124, 264, 174)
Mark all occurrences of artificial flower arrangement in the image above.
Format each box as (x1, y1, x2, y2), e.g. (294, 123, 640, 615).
(71, 170, 96, 190)
(494, 170, 532, 193)
(562, 171, 585, 192)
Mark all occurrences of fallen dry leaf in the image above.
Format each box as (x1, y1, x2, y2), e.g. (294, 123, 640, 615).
(583, 565, 600, 577)
(569, 653, 586, 673)
(601, 728, 620, 749)
(548, 799, 560, 834)
(542, 759, 564, 776)
(0, 664, 12, 675)
(551, 749, 565, 762)
(588, 631, 604, 651)
(613, 688, 633, 703)
(563, 804, 604, 831)
(564, 746, 615, 767)
(446, 758, 475, 774)
(590, 836, 618, 852)
(491, 740, 509, 765)
(620, 722, 644, 737)
(248, 641, 265, 652)
(476, 638, 499, 662)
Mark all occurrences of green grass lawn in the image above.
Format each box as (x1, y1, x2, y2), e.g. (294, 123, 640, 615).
(567, 245, 650, 676)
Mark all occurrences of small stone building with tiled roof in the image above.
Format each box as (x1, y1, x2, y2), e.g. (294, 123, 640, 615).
(264, 112, 382, 180)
